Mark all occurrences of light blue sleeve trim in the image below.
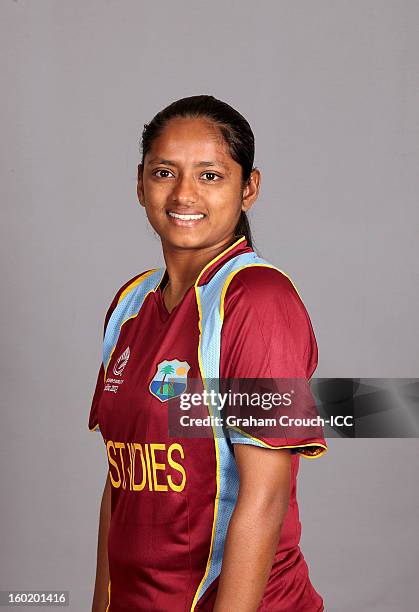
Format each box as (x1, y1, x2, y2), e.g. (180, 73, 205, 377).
(102, 269, 165, 369)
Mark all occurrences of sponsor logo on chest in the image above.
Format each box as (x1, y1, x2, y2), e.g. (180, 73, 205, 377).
(104, 346, 130, 394)
(104, 350, 191, 400)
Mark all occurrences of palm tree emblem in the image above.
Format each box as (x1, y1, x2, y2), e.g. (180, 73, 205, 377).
(158, 364, 175, 394)
(149, 359, 190, 402)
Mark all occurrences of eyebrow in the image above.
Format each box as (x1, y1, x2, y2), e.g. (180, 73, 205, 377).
(146, 157, 228, 169)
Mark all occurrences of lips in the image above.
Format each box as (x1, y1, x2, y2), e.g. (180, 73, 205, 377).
(166, 209, 207, 227)
(166, 208, 205, 219)
(168, 211, 205, 220)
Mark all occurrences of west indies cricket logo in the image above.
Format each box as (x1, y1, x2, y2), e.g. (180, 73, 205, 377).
(149, 359, 190, 402)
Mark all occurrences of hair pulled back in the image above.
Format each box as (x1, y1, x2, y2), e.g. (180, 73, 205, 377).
(139, 95, 255, 248)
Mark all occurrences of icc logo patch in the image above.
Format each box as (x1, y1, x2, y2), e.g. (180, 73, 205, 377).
(149, 359, 190, 402)
(113, 347, 130, 376)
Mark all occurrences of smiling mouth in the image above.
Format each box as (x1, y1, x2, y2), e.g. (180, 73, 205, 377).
(167, 211, 206, 221)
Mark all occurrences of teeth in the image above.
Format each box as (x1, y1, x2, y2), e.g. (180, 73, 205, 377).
(168, 211, 205, 220)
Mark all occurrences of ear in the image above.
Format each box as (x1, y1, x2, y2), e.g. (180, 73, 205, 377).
(241, 168, 261, 213)
(137, 164, 145, 207)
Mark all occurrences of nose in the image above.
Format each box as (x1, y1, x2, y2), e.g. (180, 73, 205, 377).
(170, 172, 198, 205)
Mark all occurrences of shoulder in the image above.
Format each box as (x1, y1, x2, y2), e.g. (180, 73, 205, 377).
(220, 264, 318, 378)
(222, 264, 307, 323)
(114, 268, 161, 302)
(103, 268, 159, 329)
(230, 264, 298, 293)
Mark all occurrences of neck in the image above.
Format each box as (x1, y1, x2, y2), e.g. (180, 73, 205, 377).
(161, 235, 239, 296)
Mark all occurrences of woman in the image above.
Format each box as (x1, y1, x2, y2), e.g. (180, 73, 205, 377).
(89, 95, 327, 611)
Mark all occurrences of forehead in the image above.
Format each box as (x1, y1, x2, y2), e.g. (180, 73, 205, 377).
(145, 117, 234, 165)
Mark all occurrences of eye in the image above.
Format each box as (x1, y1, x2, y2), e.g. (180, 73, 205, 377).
(153, 169, 175, 179)
(201, 172, 221, 181)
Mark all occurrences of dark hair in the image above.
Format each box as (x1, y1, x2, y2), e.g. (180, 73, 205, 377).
(139, 95, 255, 248)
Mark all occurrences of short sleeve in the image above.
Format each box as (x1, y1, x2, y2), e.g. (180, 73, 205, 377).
(88, 362, 105, 432)
(88, 292, 118, 433)
(220, 266, 327, 459)
(87, 271, 150, 432)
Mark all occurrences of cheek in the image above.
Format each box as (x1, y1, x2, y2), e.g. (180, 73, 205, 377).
(208, 185, 242, 213)
(144, 182, 169, 208)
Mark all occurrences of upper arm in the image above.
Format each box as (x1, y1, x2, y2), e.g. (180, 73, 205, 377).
(233, 444, 291, 514)
(88, 270, 153, 433)
(88, 291, 120, 432)
(220, 266, 327, 458)
(220, 266, 317, 380)
(103, 472, 111, 504)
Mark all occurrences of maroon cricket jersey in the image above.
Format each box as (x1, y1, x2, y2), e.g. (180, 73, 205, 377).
(89, 236, 327, 611)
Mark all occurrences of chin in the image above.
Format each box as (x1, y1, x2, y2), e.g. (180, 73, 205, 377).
(168, 234, 207, 249)
(159, 225, 210, 249)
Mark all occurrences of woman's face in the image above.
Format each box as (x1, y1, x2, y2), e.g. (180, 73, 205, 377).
(137, 117, 259, 250)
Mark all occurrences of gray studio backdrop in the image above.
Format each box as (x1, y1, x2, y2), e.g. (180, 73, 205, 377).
(1, 1, 418, 610)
